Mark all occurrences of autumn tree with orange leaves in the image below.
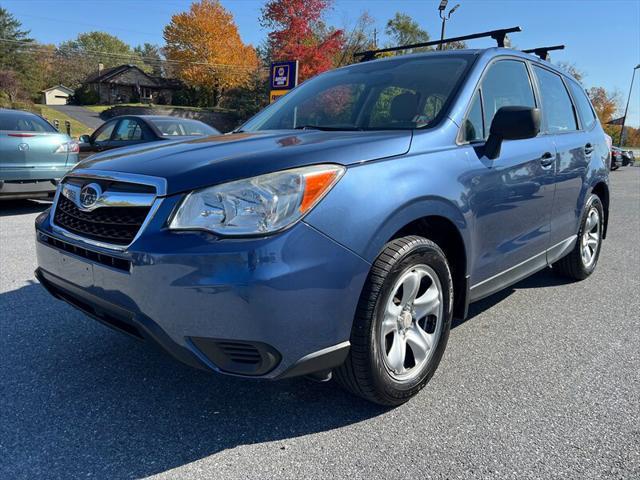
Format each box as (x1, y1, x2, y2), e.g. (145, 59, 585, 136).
(163, 0, 258, 106)
(261, 0, 344, 82)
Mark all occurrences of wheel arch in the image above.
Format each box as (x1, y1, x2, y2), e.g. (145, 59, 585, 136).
(590, 181, 609, 239)
(387, 212, 470, 320)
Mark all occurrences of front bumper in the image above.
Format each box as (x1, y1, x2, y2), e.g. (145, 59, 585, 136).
(35, 207, 369, 379)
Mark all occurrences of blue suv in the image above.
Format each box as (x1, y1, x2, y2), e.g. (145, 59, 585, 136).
(35, 47, 609, 405)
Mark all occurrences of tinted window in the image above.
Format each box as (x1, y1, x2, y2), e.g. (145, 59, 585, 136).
(481, 60, 535, 129)
(462, 91, 484, 142)
(567, 80, 596, 130)
(242, 56, 472, 131)
(113, 119, 143, 141)
(0, 112, 55, 132)
(151, 118, 217, 136)
(94, 121, 116, 142)
(533, 66, 578, 133)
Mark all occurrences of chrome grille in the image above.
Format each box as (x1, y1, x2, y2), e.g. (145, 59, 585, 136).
(52, 174, 159, 248)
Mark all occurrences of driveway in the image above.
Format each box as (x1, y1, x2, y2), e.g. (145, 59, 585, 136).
(0, 169, 638, 479)
(47, 105, 103, 130)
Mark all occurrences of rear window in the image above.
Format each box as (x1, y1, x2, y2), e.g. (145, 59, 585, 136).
(533, 66, 578, 133)
(150, 118, 217, 136)
(567, 80, 597, 130)
(0, 112, 56, 132)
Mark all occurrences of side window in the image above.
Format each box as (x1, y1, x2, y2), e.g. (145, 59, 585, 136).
(94, 121, 116, 142)
(567, 80, 597, 130)
(533, 66, 578, 133)
(113, 119, 143, 141)
(462, 91, 484, 142)
(481, 60, 536, 129)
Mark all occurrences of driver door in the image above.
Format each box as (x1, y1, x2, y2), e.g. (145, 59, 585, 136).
(463, 59, 557, 295)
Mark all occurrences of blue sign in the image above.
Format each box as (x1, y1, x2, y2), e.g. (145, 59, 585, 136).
(270, 61, 298, 91)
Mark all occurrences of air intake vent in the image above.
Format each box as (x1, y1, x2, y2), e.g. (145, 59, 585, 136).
(190, 337, 281, 376)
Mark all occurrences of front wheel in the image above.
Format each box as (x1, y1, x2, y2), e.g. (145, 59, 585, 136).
(334, 236, 453, 406)
(553, 193, 604, 280)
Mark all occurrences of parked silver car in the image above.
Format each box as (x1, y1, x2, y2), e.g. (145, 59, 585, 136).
(0, 108, 79, 200)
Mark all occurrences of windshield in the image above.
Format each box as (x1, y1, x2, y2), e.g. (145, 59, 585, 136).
(0, 111, 56, 132)
(242, 55, 472, 132)
(150, 118, 218, 136)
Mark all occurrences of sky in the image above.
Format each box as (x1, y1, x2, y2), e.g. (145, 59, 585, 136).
(3, 0, 640, 126)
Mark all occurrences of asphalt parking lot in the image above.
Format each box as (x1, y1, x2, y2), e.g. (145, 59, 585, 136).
(1, 169, 638, 480)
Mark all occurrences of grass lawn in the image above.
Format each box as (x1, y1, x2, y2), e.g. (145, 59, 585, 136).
(38, 106, 92, 139)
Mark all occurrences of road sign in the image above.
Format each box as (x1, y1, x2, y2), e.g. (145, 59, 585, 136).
(270, 61, 298, 103)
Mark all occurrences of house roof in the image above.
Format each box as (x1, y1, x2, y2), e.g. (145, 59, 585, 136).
(41, 85, 74, 95)
(84, 64, 180, 89)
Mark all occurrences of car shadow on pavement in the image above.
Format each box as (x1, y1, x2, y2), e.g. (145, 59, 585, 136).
(0, 282, 387, 479)
(0, 199, 51, 217)
(454, 266, 574, 328)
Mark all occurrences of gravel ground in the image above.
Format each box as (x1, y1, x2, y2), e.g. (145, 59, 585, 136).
(1, 169, 638, 480)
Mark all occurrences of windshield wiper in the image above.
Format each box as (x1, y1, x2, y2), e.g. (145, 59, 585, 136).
(293, 125, 362, 131)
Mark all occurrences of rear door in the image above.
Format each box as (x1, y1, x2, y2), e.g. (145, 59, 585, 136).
(531, 65, 589, 248)
(464, 59, 557, 286)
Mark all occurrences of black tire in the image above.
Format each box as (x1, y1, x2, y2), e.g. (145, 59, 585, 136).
(553, 193, 604, 280)
(334, 236, 453, 406)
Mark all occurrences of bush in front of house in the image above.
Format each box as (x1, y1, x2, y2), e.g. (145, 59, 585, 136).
(70, 86, 100, 105)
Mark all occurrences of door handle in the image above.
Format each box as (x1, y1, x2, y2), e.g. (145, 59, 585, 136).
(584, 143, 594, 156)
(540, 151, 555, 168)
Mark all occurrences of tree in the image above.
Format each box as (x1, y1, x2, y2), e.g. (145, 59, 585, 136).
(134, 43, 164, 77)
(588, 86, 622, 139)
(336, 12, 376, 67)
(385, 12, 429, 52)
(0, 7, 33, 71)
(557, 61, 585, 84)
(164, 0, 258, 106)
(0, 69, 24, 103)
(261, 0, 345, 81)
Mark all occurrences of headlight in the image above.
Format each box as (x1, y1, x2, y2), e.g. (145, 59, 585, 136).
(169, 164, 345, 236)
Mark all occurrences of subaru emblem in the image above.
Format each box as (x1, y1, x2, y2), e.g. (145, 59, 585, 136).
(79, 183, 102, 210)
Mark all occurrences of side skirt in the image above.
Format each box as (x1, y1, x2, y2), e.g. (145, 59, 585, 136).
(468, 236, 577, 303)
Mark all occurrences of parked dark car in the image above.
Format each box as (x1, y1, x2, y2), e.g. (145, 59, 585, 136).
(36, 48, 609, 406)
(610, 146, 623, 170)
(621, 149, 635, 166)
(78, 115, 219, 159)
(0, 108, 78, 200)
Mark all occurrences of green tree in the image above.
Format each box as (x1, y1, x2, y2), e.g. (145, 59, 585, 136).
(134, 43, 164, 76)
(0, 7, 33, 71)
(385, 12, 429, 51)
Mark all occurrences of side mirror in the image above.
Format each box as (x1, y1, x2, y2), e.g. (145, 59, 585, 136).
(485, 106, 541, 160)
(78, 134, 91, 144)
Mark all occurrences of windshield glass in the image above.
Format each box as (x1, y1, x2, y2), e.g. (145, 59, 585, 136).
(242, 55, 472, 132)
(150, 118, 217, 136)
(0, 111, 56, 132)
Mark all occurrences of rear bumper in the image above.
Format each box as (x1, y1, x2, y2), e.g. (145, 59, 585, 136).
(34, 214, 369, 379)
(0, 179, 59, 199)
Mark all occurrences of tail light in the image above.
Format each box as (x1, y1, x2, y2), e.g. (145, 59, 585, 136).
(55, 141, 80, 154)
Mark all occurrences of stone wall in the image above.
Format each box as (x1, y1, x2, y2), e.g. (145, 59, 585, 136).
(100, 106, 241, 133)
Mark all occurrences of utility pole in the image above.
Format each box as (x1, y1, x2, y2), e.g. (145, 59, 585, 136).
(438, 1, 461, 50)
(619, 64, 640, 147)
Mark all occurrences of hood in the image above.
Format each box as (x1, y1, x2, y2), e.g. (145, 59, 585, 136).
(76, 130, 412, 195)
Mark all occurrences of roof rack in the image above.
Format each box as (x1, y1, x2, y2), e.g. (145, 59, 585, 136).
(522, 45, 565, 61)
(354, 26, 522, 62)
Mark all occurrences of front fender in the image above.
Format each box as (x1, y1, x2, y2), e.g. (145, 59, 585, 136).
(304, 152, 472, 270)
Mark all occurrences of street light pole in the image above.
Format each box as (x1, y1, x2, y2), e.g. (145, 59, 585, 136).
(438, 1, 461, 51)
(619, 64, 640, 147)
